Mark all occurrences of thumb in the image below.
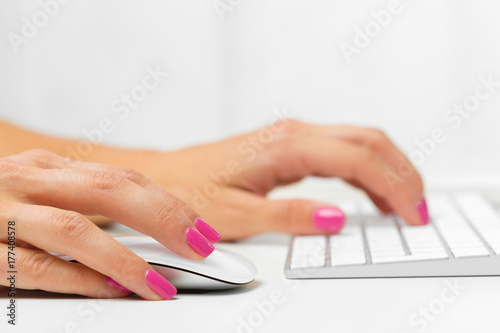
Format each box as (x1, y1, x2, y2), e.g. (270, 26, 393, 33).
(264, 199, 345, 235)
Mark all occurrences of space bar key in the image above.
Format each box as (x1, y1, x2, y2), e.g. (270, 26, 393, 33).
(372, 252, 448, 264)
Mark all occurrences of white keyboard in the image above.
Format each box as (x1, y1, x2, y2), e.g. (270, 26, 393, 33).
(285, 193, 500, 278)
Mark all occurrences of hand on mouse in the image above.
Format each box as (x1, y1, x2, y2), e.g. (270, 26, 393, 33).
(143, 119, 427, 240)
(0, 149, 220, 300)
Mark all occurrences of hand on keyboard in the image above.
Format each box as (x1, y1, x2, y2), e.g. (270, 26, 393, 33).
(152, 120, 429, 240)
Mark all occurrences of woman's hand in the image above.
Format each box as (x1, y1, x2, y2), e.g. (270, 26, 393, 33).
(0, 149, 220, 299)
(147, 120, 427, 240)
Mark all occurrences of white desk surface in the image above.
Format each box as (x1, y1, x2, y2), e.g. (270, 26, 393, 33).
(2, 185, 500, 333)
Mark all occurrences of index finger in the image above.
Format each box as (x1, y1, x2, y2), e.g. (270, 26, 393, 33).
(24, 167, 217, 260)
(281, 135, 426, 225)
(300, 124, 424, 197)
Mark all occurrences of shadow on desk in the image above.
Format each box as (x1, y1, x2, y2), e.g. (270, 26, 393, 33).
(0, 280, 261, 300)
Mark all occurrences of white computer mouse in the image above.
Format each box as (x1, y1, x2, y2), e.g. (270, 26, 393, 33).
(56, 236, 257, 290)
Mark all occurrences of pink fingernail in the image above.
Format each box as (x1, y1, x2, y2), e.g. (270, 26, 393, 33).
(186, 227, 215, 257)
(145, 270, 177, 300)
(195, 218, 221, 243)
(416, 198, 429, 225)
(313, 207, 345, 232)
(105, 276, 131, 294)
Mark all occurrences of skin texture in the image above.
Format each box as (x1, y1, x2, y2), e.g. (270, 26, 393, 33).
(145, 119, 426, 240)
(0, 119, 425, 298)
(0, 149, 214, 299)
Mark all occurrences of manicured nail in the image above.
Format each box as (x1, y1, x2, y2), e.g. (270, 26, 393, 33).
(186, 227, 215, 257)
(105, 276, 131, 294)
(416, 198, 429, 225)
(145, 270, 177, 300)
(313, 207, 345, 232)
(195, 218, 221, 243)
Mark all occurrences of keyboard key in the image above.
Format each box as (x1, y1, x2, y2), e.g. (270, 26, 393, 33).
(409, 246, 447, 254)
(290, 255, 327, 269)
(290, 236, 327, 269)
(370, 244, 405, 253)
(286, 194, 500, 278)
(447, 240, 484, 249)
(331, 252, 366, 266)
(290, 257, 325, 270)
(372, 252, 448, 264)
(370, 249, 406, 259)
(397, 219, 447, 255)
(407, 242, 443, 249)
(428, 196, 486, 251)
(364, 215, 404, 254)
(329, 217, 366, 266)
(454, 193, 500, 249)
(329, 231, 363, 246)
(451, 247, 490, 259)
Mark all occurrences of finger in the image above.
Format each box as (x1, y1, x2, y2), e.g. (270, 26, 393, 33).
(68, 162, 205, 234)
(7, 150, 200, 226)
(24, 167, 215, 259)
(64, 162, 221, 243)
(198, 189, 266, 240)
(81, 166, 222, 243)
(7, 150, 220, 242)
(364, 192, 393, 214)
(300, 124, 424, 198)
(279, 136, 426, 225)
(200, 188, 344, 239)
(0, 243, 130, 298)
(5, 149, 72, 169)
(0, 204, 176, 300)
(264, 199, 345, 235)
(68, 162, 206, 230)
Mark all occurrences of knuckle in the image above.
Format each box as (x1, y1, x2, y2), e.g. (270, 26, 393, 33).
(112, 167, 145, 185)
(273, 126, 300, 153)
(88, 171, 124, 193)
(0, 160, 26, 190)
(24, 251, 55, 281)
(151, 201, 177, 227)
(20, 149, 65, 168)
(53, 211, 90, 240)
(280, 118, 302, 136)
(23, 149, 61, 163)
(280, 200, 307, 233)
(352, 147, 378, 178)
(285, 118, 303, 128)
(164, 194, 195, 216)
(366, 128, 389, 149)
(113, 248, 145, 279)
(358, 146, 378, 163)
(22, 148, 55, 158)
(272, 119, 307, 152)
(352, 147, 377, 169)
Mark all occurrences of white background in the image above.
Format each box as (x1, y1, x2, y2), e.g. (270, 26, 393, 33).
(1, 0, 499, 188)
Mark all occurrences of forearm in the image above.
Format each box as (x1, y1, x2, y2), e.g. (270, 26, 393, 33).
(0, 120, 174, 226)
(0, 120, 163, 174)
